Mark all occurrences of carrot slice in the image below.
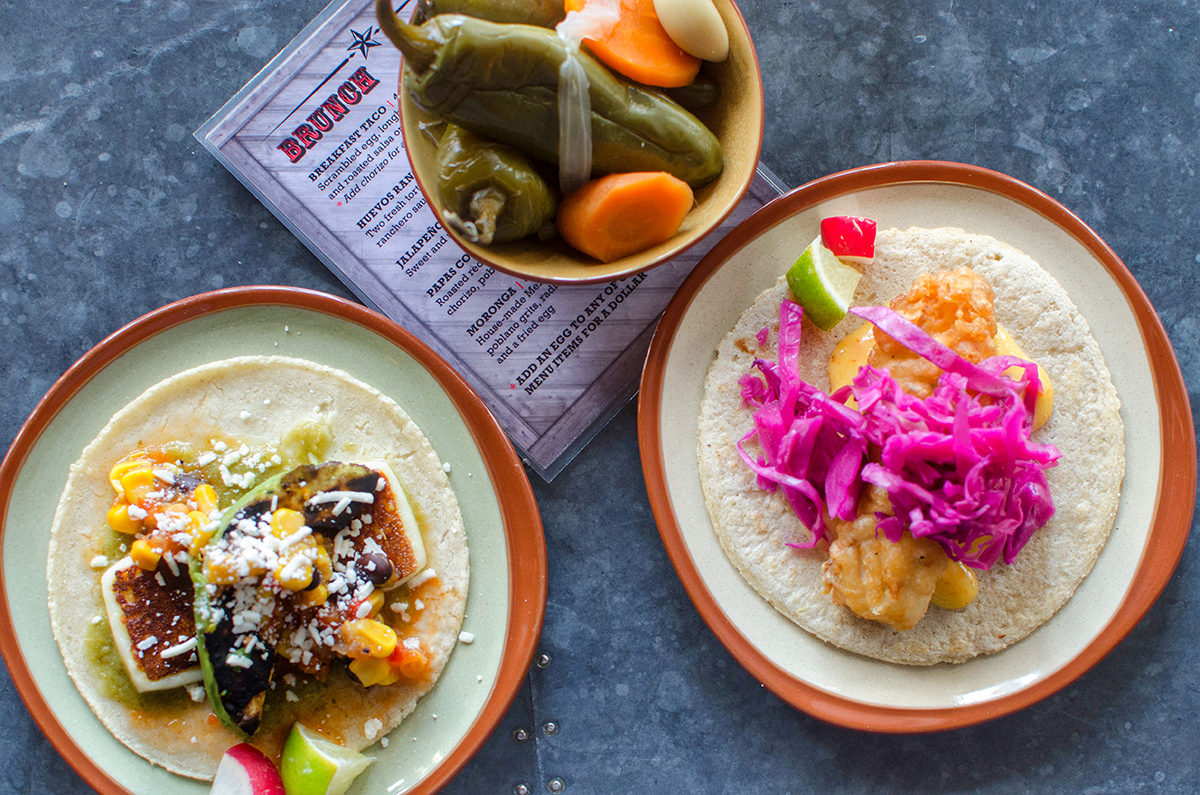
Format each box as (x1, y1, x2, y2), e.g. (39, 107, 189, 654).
(564, 0, 701, 88)
(557, 171, 694, 262)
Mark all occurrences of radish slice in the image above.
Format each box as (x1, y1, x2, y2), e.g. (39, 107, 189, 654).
(211, 744, 286, 795)
(820, 216, 876, 265)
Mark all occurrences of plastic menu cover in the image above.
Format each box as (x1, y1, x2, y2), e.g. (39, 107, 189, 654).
(196, 0, 784, 479)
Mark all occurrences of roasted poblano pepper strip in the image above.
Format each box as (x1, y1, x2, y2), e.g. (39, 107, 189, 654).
(376, 4, 724, 188)
(436, 124, 558, 245)
(414, 0, 565, 27)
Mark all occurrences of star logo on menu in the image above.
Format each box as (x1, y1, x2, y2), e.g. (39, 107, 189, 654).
(347, 26, 383, 60)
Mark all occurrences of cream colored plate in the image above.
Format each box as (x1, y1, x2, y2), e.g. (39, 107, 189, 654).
(0, 287, 546, 791)
(639, 162, 1194, 729)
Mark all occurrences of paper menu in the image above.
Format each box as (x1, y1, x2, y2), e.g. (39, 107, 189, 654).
(196, 0, 785, 479)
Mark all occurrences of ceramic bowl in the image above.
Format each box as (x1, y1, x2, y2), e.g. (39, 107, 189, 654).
(396, 0, 764, 284)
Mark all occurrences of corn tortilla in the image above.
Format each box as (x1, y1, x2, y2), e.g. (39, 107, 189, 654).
(697, 228, 1123, 665)
(47, 356, 469, 778)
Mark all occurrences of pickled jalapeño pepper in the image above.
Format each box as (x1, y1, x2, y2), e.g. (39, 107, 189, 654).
(435, 124, 558, 245)
(414, 0, 566, 27)
(376, 1, 725, 188)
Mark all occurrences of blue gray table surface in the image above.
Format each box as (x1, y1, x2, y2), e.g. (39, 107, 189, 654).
(2, 1, 1198, 793)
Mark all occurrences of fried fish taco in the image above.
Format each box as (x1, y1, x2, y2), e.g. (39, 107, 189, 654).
(698, 227, 1123, 665)
(47, 356, 468, 778)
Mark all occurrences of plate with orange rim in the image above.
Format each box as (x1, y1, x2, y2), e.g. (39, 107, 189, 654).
(637, 161, 1195, 732)
(0, 286, 546, 793)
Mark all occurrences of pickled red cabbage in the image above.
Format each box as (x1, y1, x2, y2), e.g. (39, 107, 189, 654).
(737, 300, 1060, 569)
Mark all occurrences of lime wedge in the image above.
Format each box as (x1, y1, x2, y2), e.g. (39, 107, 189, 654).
(280, 722, 374, 795)
(785, 236, 863, 331)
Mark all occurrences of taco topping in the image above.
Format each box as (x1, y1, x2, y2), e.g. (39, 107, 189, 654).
(95, 443, 433, 736)
(738, 266, 1061, 630)
(194, 460, 427, 737)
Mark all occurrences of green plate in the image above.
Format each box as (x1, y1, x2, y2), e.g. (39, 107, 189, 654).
(0, 286, 546, 794)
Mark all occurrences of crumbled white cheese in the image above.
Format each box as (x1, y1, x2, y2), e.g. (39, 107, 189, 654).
(226, 652, 254, 669)
(307, 490, 374, 507)
(381, 737, 389, 748)
(152, 469, 176, 485)
(477, 675, 483, 682)
(364, 718, 383, 740)
(136, 635, 158, 651)
(285, 690, 300, 703)
(403, 637, 420, 650)
(155, 572, 167, 588)
(442, 461, 451, 473)
(213, 441, 227, 452)
(239, 411, 252, 420)
(458, 631, 475, 644)
(127, 505, 148, 521)
(91, 615, 103, 625)
(197, 451, 218, 466)
(161, 637, 198, 659)
(90, 555, 110, 569)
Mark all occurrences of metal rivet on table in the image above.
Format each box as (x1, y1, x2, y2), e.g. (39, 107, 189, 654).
(512, 727, 530, 742)
(543, 721, 558, 736)
(535, 653, 551, 669)
(547, 778, 565, 793)
(515, 785, 530, 795)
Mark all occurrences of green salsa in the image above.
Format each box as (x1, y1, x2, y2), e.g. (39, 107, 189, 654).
(83, 614, 184, 713)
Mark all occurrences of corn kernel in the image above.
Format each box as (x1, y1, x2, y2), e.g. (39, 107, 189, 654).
(367, 590, 385, 617)
(203, 554, 245, 585)
(192, 484, 219, 514)
(341, 619, 398, 659)
(277, 555, 315, 591)
(121, 469, 157, 505)
(349, 655, 399, 687)
(109, 455, 151, 489)
(270, 509, 306, 539)
(106, 503, 143, 535)
(187, 511, 217, 554)
(131, 538, 162, 571)
(314, 546, 332, 582)
(297, 584, 328, 607)
(163, 502, 190, 516)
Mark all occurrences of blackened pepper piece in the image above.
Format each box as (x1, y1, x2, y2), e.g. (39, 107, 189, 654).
(376, 5, 724, 188)
(200, 596, 275, 736)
